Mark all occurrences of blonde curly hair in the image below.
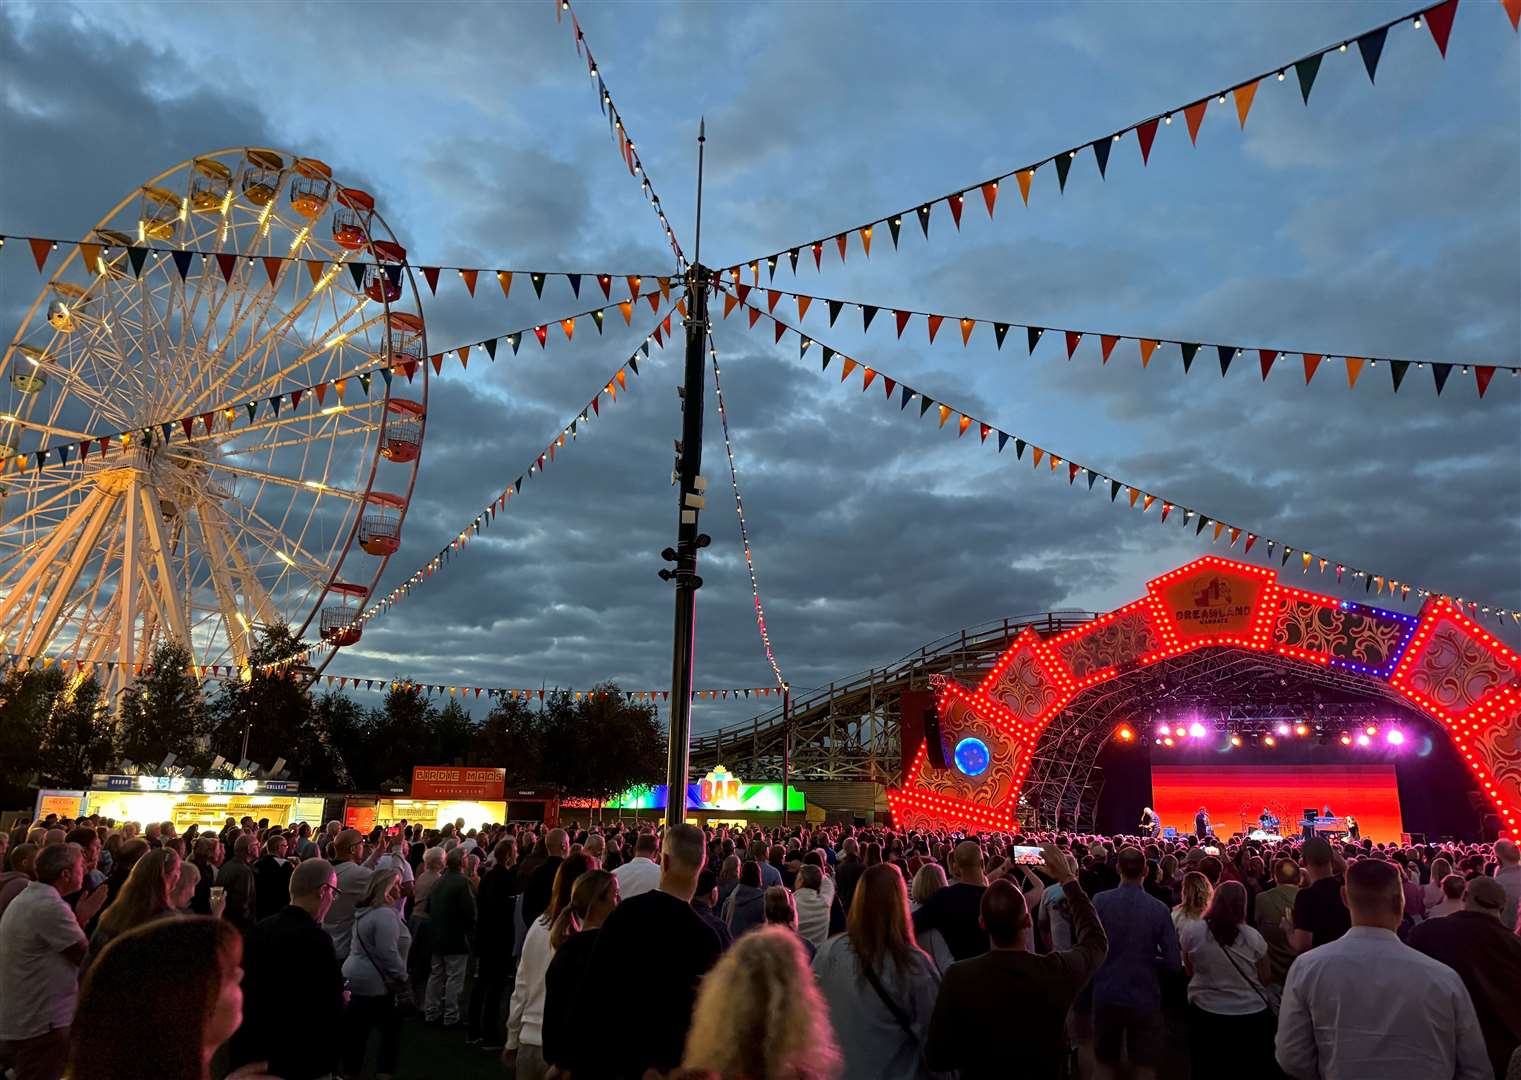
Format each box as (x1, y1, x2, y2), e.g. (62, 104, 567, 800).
(681, 926, 841, 1080)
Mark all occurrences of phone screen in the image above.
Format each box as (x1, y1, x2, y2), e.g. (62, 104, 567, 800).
(1011, 845, 1043, 865)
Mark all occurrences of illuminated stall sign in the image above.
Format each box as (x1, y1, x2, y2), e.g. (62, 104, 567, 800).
(600, 771, 805, 812)
(410, 766, 506, 801)
(93, 774, 298, 795)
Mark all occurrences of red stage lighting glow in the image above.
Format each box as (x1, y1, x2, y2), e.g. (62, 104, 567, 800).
(1263, 734, 1277, 746)
(1230, 735, 1242, 747)
(1117, 725, 1135, 742)
(1365, 724, 1378, 736)
(1163, 737, 1175, 747)
(1357, 733, 1371, 746)
(1295, 723, 1309, 736)
(1340, 733, 1353, 745)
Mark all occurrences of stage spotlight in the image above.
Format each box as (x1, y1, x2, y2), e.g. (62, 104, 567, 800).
(1340, 733, 1352, 746)
(1154, 737, 1162, 745)
(1230, 735, 1242, 747)
(1365, 724, 1378, 736)
(1189, 722, 1206, 738)
(1387, 729, 1405, 745)
(1164, 736, 1175, 747)
(1117, 725, 1134, 742)
(1276, 723, 1290, 736)
(1158, 724, 1171, 736)
(1357, 733, 1371, 746)
(1264, 734, 1277, 747)
(1295, 723, 1309, 736)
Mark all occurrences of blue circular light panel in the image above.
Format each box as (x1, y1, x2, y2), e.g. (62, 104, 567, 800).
(954, 737, 990, 777)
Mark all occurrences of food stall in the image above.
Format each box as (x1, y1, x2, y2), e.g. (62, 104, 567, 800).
(36, 774, 302, 832)
(372, 766, 532, 830)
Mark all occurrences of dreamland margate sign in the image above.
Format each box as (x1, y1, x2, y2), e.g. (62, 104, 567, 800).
(410, 766, 507, 801)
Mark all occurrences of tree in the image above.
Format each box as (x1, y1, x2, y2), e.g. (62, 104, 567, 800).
(0, 667, 53, 806)
(360, 685, 441, 790)
(36, 675, 115, 788)
(478, 696, 544, 787)
(206, 624, 326, 779)
(569, 687, 666, 802)
(118, 641, 211, 772)
(304, 692, 362, 790)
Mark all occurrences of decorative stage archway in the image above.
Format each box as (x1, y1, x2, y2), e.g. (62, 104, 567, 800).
(887, 556, 1520, 836)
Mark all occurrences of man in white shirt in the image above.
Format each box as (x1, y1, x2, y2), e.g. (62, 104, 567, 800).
(1493, 839, 1521, 932)
(612, 832, 662, 899)
(0, 843, 107, 1079)
(323, 829, 373, 960)
(1275, 859, 1490, 1080)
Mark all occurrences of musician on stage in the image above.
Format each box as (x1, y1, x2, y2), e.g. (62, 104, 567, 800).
(1194, 806, 1210, 840)
(1139, 806, 1160, 839)
(1258, 807, 1280, 834)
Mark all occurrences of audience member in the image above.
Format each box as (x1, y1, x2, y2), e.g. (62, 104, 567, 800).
(232, 858, 343, 1080)
(682, 926, 842, 1080)
(1276, 858, 1489, 1079)
(1091, 845, 1180, 1080)
(1290, 838, 1350, 952)
(423, 847, 477, 1027)
(322, 828, 372, 961)
(542, 869, 620, 1075)
(1180, 881, 1275, 1079)
(911, 840, 989, 961)
(612, 831, 661, 898)
(927, 844, 1107, 1078)
(342, 868, 411, 1079)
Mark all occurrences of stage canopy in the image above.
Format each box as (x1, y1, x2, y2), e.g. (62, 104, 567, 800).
(888, 556, 1519, 835)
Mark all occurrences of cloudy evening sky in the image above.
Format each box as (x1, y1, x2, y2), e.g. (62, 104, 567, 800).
(2, 0, 1517, 733)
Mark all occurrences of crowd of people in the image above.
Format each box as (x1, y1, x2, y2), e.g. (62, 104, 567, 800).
(0, 807, 1518, 1079)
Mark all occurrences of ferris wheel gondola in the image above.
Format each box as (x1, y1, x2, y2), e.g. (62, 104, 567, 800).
(0, 147, 429, 694)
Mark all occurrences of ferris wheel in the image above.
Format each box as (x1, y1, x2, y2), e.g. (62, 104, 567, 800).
(0, 147, 428, 694)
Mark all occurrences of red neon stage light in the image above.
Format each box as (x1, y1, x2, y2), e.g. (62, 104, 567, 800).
(887, 556, 1520, 835)
(1151, 764, 1404, 843)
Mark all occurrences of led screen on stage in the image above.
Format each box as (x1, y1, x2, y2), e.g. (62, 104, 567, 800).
(1150, 764, 1403, 843)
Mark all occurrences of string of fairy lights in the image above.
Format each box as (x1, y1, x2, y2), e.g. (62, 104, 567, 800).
(708, 332, 787, 690)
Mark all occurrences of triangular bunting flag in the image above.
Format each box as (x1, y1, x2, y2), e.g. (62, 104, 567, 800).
(1183, 100, 1208, 144)
(1430, 362, 1452, 395)
(619, 301, 632, 325)
(1016, 169, 1034, 204)
(1027, 327, 1043, 354)
(821, 347, 834, 371)
(347, 261, 366, 290)
(1259, 350, 1277, 380)
(1357, 27, 1388, 83)
(1065, 330, 1082, 359)
(127, 246, 149, 277)
(305, 260, 324, 287)
(1346, 357, 1365, 388)
(993, 323, 1009, 349)
(981, 180, 999, 216)
(1233, 80, 1259, 128)
(1054, 151, 1073, 192)
(840, 357, 857, 380)
(861, 304, 876, 331)
(1424, 0, 1459, 55)
(1092, 138, 1112, 178)
(948, 193, 964, 229)
(1140, 339, 1158, 367)
(173, 250, 194, 280)
(1295, 54, 1323, 104)
(28, 237, 53, 271)
(901, 385, 913, 409)
(927, 315, 943, 343)
(916, 203, 932, 238)
(1101, 335, 1118, 363)
(1474, 365, 1496, 399)
(895, 310, 911, 338)
(1136, 118, 1160, 165)
(1032, 447, 1045, 468)
(1181, 343, 1199, 372)
(960, 319, 975, 346)
(1217, 346, 1235, 376)
(958, 414, 972, 436)
(828, 299, 844, 326)
(261, 256, 282, 286)
(215, 252, 238, 282)
(1389, 359, 1410, 392)
(919, 395, 934, 417)
(1303, 353, 1323, 384)
(460, 268, 479, 296)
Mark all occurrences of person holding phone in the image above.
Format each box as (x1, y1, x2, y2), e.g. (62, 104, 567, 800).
(927, 844, 1108, 1079)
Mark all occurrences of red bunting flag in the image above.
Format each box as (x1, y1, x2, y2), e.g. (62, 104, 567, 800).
(1475, 365, 1496, 398)
(1101, 335, 1119, 363)
(895, 310, 911, 338)
(1183, 100, 1208, 145)
(1303, 354, 1323, 384)
(422, 266, 440, 294)
(1136, 118, 1160, 165)
(927, 315, 943, 343)
(1423, 0, 1459, 55)
(981, 180, 999, 217)
(1065, 331, 1082, 359)
(28, 237, 52, 271)
(948, 193, 964, 229)
(1259, 350, 1277, 380)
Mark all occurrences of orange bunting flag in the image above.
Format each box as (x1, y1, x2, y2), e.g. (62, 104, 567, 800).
(457, 344, 470, 368)
(28, 237, 52, 271)
(1229, 527, 1242, 546)
(627, 275, 642, 299)
(927, 315, 944, 343)
(1503, 0, 1521, 31)
(1033, 448, 1046, 468)
(958, 414, 973, 437)
(1127, 486, 1140, 507)
(1142, 494, 1156, 512)
(1302, 552, 1313, 573)
(797, 295, 812, 320)
(1184, 100, 1208, 145)
(767, 289, 781, 312)
(840, 358, 858, 381)
(646, 292, 661, 313)
(861, 367, 877, 391)
(460, 269, 478, 296)
(306, 260, 325, 286)
(1303, 353, 1323, 385)
(1016, 169, 1034, 205)
(334, 378, 347, 401)
(723, 293, 739, 319)
(676, 296, 687, 317)
(860, 225, 872, 256)
(1233, 81, 1259, 128)
(981, 180, 999, 217)
(497, 270, 514, 299)
(261, 256, 282, 286)
(747, 306, 762, 328)
(619, 301, 633, 325)
(1050, 455, 1061, 472)
(1345, 357, 1365, 388)
(1213, 522, 1226, 541)
(561, 318, 576, 341)
(658, 276, 671, 301)
(616, 368, 627, 390)
(1101, 335, 1119, 363)
(960, 318, 975, 346)
(835, 234, 848, 261)
(1140, 339, 1159, 367)
(938, 404, 953, 428)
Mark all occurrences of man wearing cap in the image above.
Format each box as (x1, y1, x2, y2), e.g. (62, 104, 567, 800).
(1409, 875, 1521, 1080)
